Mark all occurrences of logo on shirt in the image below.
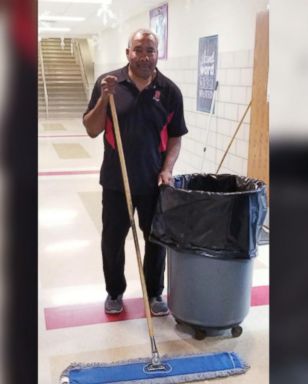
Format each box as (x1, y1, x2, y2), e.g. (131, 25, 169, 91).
(153, 90, 161, 102)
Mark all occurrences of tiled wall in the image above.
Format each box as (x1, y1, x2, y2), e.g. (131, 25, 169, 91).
(158, 49, 254, 177)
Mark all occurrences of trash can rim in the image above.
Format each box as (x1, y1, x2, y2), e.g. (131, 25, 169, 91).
(163, 184, 267, 196)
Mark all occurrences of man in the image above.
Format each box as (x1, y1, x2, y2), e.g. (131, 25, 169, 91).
(83, 28, 188, 316)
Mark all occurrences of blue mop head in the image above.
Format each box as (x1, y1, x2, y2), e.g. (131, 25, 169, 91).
(60, 351, 249, 384)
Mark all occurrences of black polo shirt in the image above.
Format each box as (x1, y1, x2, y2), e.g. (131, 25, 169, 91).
(84, 64, 188, 194)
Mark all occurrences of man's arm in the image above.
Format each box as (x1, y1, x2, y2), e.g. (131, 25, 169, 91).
(158, 136, 182, 185)
(83, 75, 117, 138)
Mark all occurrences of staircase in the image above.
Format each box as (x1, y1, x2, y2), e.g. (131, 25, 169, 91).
(38, 38, 89, 119)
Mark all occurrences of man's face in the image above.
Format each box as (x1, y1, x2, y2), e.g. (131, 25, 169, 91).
(126, 33, 158, 80)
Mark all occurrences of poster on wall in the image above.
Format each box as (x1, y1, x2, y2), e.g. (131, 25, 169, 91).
(197, 34, 218, 112)
(149, 3, 168, 59)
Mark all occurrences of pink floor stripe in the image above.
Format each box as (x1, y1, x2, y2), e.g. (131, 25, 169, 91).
(44, 286, 269, 330)
(251, 285, 269, 306)
(39, 170, 100, 176)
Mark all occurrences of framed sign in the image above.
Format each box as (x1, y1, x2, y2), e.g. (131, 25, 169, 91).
(150, 3, 168, 59)
(197, 34, 218, 112)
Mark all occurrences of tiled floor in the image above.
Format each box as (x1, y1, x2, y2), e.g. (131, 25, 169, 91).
(39, 118, 269, 384)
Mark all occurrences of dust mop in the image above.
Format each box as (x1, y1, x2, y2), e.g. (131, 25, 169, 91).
(60, 95, 249, 384)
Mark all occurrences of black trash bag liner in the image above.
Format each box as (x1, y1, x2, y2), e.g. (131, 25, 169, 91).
(150, 173, 267, 259)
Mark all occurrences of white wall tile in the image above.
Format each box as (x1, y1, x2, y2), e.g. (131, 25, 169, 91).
(209, 116, 217, 133)
(214, 101, 224, 118)
(204, 146, 216, 164)
(248, 50, 254, 67)
(231, 86, 247, 104)
(188, 84, 197, 98)
(184, 97, 194, 112)
(224, 103, 238, 120)
(227, 154, 243, 174)
(217, 118, 231, 136)
(216, 149, 225, 164)
(218, 85, 232, 102)
(207, 131, 217, 147)
(240, 68, 253, 86)
(234, 50, 249, 67)
(242, 123, 250, 141)
(219, 52, 235, 68)
(200, 124, 210, 143)
(235, 139, 249, 158)
(246, 87, 252, 103)
(242, 160, 248, 176)
(216, 134, 227, 151)
(193, 140, 205, 155)
(217, 68, 227, 85)
(186, 111, 197, 126)
(238, 103, 251, 123)
(185, 111, 194, 126)
(226, 69, 240, 85)
(187, 126, 199, 141)
(196, 113, 208, 129)
(206, 161, 218, 174)
(185, 70, 195, 83)
(189, 56, 198, 69)
(233, 120, 248, 141)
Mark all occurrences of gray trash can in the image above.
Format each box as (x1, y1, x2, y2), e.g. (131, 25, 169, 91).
(150, 173, 267, 339)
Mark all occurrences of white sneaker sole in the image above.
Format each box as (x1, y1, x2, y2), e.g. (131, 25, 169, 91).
(105, 307, 123, 314)
(150, 309, 169, 317)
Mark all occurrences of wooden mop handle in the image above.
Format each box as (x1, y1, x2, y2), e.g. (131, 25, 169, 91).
(109, 94, 155, 337)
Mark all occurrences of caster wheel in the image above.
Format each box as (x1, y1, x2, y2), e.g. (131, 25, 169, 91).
(194, 328, 207, 340)
(231, 325, 243, 338)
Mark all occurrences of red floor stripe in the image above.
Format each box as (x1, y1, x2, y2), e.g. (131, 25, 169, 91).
(44, 286, 269, 330)
(39, 170, 100, 176)
(251, 285, 269, 306)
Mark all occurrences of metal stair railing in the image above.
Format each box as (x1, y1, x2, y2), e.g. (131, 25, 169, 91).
(38, 41, 49, 118)
(72, 39, 89, 97)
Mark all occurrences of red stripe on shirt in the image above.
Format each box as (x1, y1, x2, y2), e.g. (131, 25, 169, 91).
(105, 116, 116, 149)
(159, 112, 174, 152)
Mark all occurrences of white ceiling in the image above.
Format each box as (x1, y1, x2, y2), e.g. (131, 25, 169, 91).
(38, 0, 165, 38)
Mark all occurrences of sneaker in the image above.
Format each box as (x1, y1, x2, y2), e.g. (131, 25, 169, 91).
(105, 294, 123, 314)
(150, 296, 169, 316)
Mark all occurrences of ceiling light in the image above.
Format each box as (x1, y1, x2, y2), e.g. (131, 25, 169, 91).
(39, 16, 85, 22)
(39, 27, 71, 32)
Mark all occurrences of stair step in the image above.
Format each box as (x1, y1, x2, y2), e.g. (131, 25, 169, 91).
(46, 80, 84, 84)
(43, 58, 76, 62)
(44, 77, 84, 82)
(42, 53, 74, 58)
(41, 46, 72, 50)
(47, 86, 86, 90)
(47, 87, 86, 92)
(44, 69, 82, 74)
(48, 96, 87, 101)
(41, 41, 72, 44)
(44, 65, 80, 69)
(40, 113, 84, 119)
(47, 106, 87, 112)
(44, 73, 83, 78)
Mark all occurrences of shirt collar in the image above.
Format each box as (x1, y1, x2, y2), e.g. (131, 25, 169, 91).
(119, 64, 165, 88)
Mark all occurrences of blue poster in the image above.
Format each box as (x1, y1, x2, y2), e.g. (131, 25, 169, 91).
(197, 35, 218, 112)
